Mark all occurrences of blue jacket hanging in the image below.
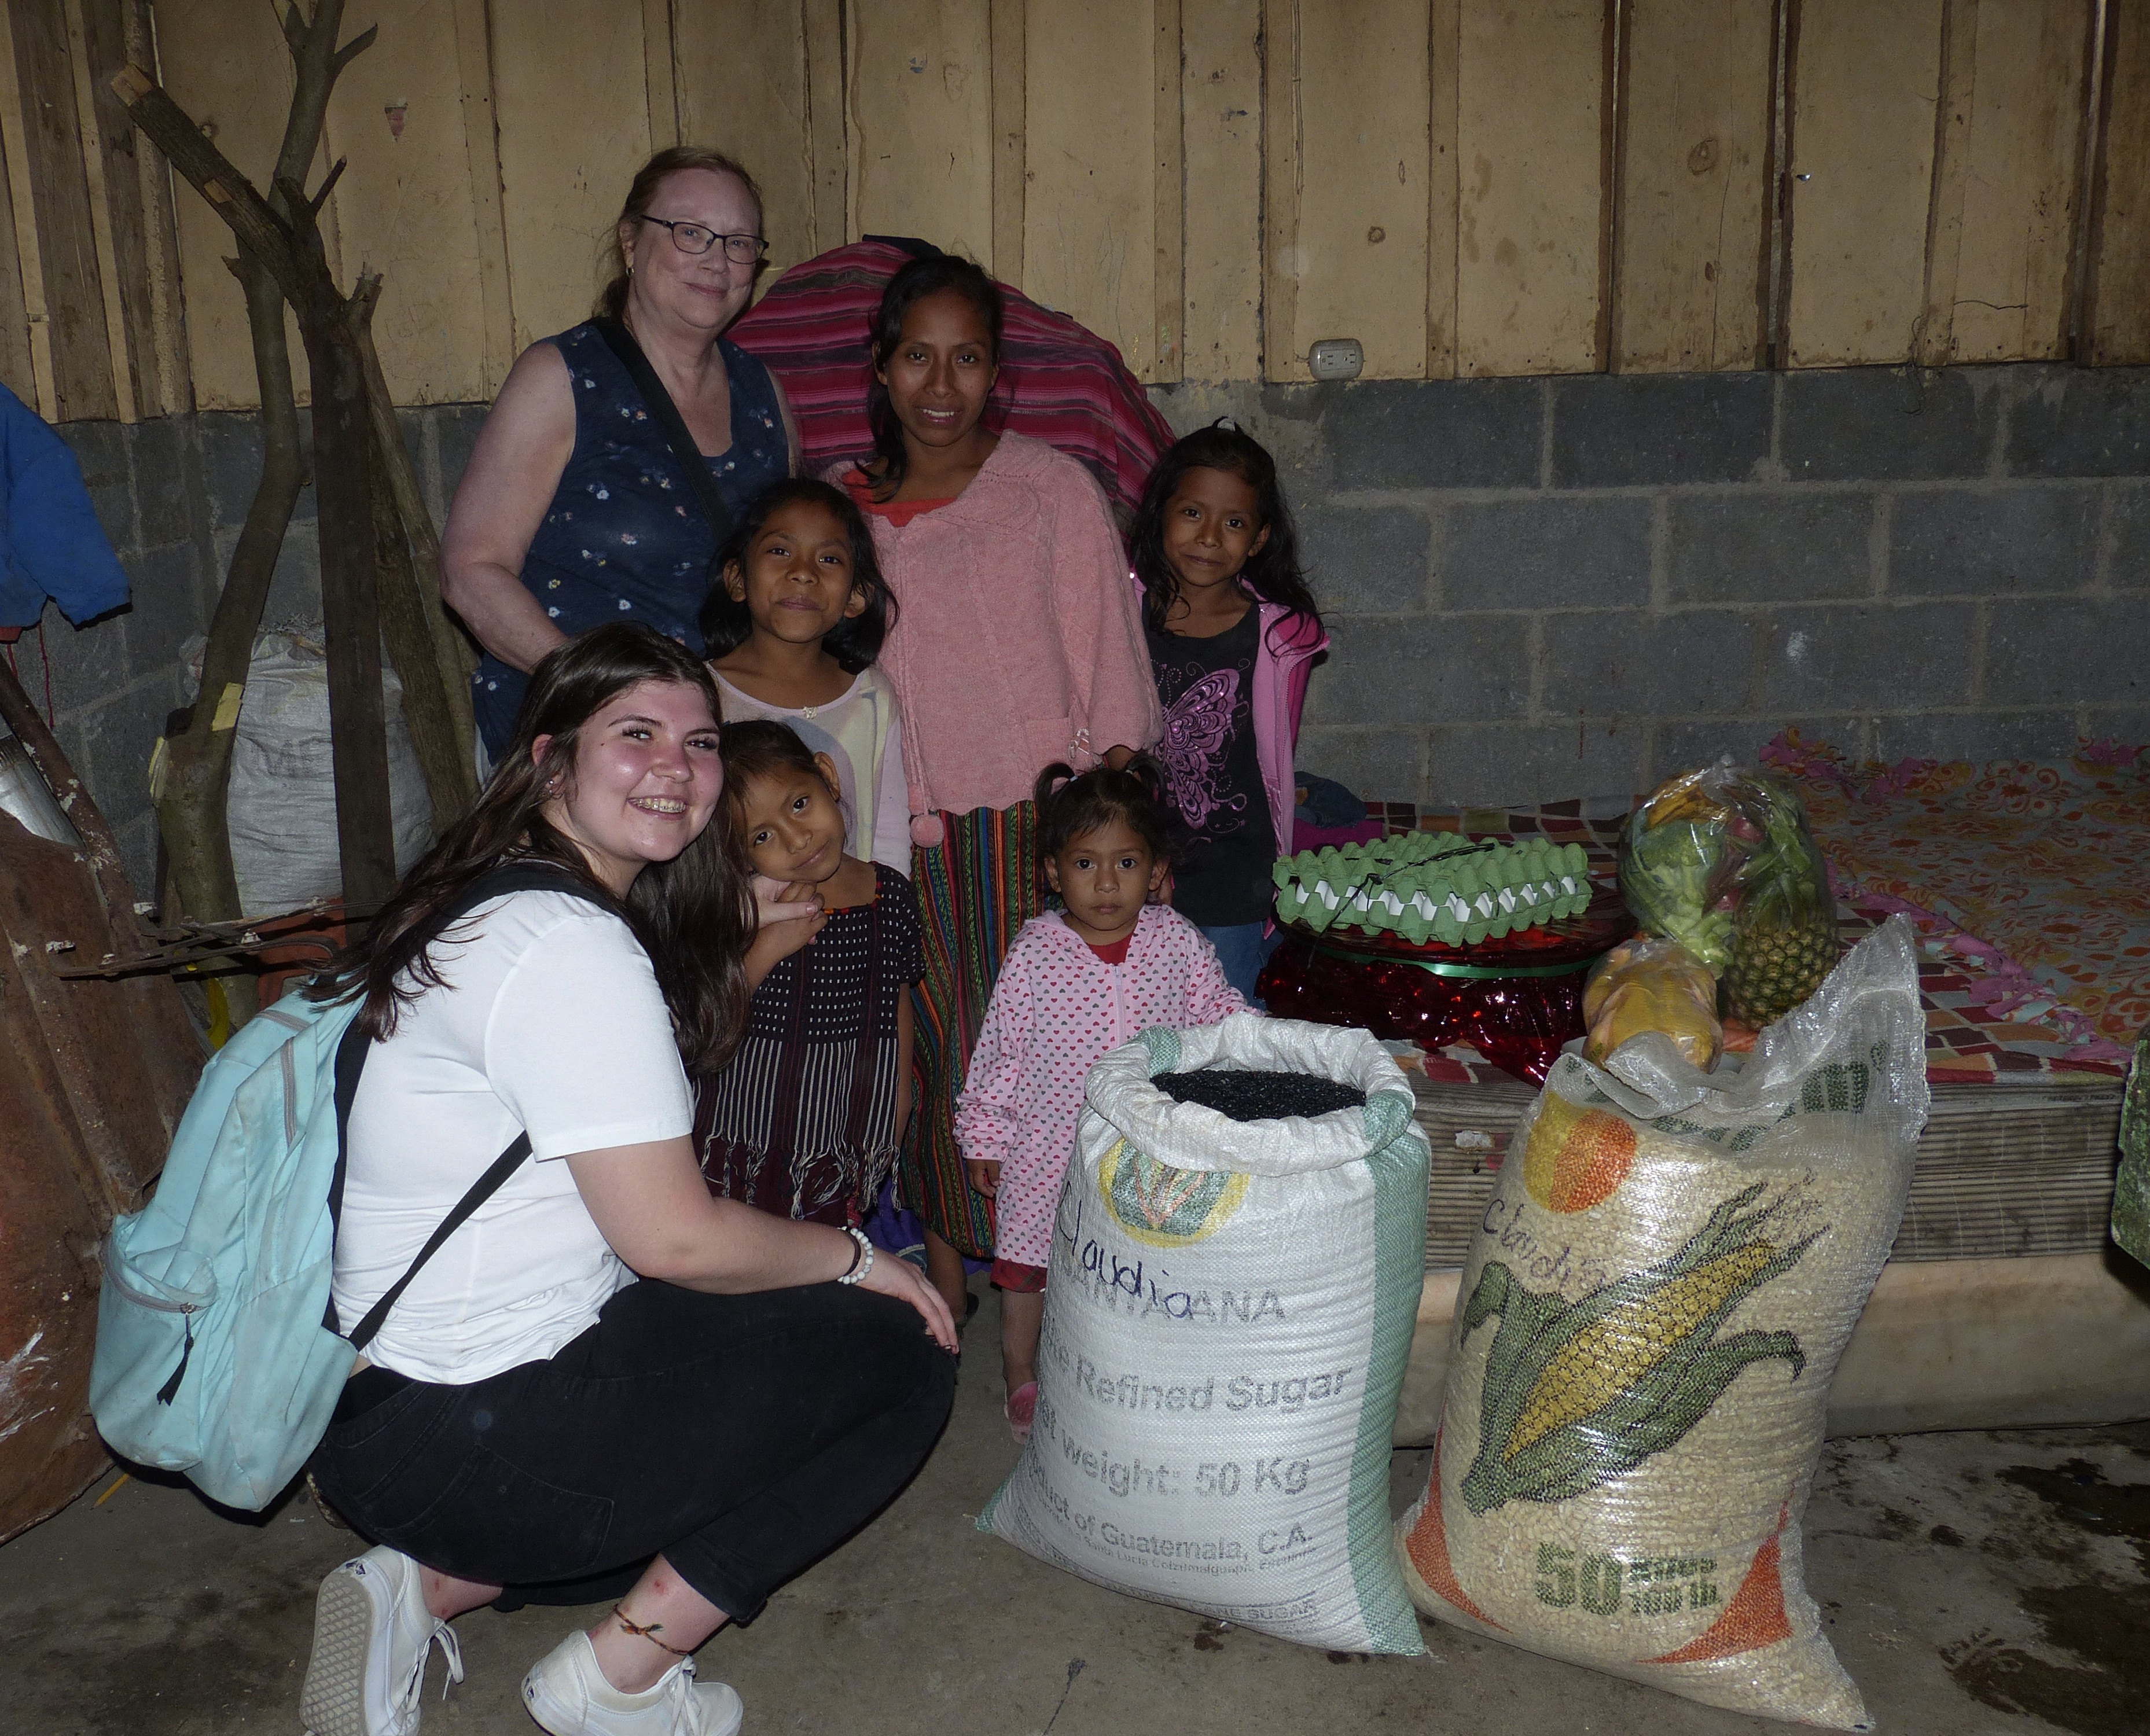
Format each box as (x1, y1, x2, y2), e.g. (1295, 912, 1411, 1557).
(0, 382, 130, 630)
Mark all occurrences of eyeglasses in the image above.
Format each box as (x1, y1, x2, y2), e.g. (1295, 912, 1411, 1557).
(637, 216, 767, 263)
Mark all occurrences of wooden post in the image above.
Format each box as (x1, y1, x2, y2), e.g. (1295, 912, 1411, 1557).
(111, 16, 402, 915)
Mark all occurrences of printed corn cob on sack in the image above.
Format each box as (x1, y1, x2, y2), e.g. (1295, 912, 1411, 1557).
(982, 1014, 1430, 1654)
(1396, 917, 1928, 1728)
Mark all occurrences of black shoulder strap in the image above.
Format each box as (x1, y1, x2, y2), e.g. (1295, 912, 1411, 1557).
(328, 863, 618, 1349)
(590, 315, 735, 553)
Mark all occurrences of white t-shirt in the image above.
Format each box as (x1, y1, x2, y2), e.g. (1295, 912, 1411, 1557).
(332, 890, 693, 1384)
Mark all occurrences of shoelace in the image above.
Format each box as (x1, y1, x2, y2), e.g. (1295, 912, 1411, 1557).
(651, 1655, 702, 1727)
(398, 1619, 465, 1707)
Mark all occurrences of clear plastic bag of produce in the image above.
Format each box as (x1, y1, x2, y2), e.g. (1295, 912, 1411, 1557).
(1618, 759, 1839, 1029)
(1583, 938, 1722, 1073)
(1395, 917, 1928, 1728)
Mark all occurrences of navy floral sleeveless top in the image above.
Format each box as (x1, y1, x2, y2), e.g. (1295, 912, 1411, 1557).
(472, 322, 789, 753)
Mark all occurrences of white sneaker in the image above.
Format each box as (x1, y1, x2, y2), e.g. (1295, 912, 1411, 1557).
(300, 1546, 466, 1736)
(522, 1630, 744, 1736)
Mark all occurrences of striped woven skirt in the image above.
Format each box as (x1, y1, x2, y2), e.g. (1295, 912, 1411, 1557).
(905, 801, 1045, 1257)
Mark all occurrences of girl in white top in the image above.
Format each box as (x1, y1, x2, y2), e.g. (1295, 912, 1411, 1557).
(303, 623, 954, 1736)
(700, 478, 910, 876)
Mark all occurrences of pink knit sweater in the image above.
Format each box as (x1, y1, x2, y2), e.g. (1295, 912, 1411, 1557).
(955, 904, 1245, 1267)
(832, 433, 1162, 826)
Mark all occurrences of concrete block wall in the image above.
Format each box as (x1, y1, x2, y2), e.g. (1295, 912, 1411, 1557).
(1155, 364, 2150, 808)
(27, 406, 486, 898)
(19, 367, 2147, 896)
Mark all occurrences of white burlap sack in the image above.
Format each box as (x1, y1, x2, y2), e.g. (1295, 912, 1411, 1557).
(225, 632, 433, 917)
(980, 1013, 1429, 1654)
(1396, 917, 1929, 1728)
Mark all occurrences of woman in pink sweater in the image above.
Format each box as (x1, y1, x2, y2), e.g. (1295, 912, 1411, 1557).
(958, 761, 1244, 1438)
(835, 257, 1160, 1319)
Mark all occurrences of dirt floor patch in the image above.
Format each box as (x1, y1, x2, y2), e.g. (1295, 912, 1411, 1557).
(1940, 1456, 2150, 1736)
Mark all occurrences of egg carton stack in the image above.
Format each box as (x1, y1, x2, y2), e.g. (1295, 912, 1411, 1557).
(1273, 833, 1593, 946)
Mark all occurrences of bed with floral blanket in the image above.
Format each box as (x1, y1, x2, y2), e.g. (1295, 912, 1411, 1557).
(1761, 732, 2149, 1051)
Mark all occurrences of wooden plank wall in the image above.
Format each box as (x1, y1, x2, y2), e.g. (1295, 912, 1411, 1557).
(0, 0, 188, 420)
(3, 0, 2142, 421)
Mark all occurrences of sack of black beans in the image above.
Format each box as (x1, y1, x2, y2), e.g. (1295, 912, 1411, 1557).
(979, 1013, 1431, 1653)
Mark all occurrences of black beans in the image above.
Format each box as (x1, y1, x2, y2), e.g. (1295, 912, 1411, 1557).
(1152, 1069, 1368, 1121)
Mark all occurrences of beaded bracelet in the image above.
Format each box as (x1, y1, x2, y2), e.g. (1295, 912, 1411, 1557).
(836, 1224, 874, 1286)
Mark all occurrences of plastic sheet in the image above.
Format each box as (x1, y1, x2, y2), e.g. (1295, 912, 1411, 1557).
(1583, 937, 1723, 1072)
(1256, 879, 1634, 1083)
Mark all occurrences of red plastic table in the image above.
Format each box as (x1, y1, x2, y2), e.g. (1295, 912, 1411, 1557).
(1254, 880, 1634, 1084)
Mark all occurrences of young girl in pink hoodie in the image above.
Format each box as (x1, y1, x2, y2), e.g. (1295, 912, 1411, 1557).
(957, 760, 1245, 1440)
(1131, 421, 1328, 1005)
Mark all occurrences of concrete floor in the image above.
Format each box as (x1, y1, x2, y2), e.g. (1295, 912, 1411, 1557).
(2, 1288, 2144, 1736)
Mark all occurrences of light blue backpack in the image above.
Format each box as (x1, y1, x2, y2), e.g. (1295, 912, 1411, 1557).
(90, 866, 591, 1510)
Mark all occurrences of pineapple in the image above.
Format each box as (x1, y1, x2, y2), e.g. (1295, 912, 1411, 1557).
(1722, 775, 1839, 1026)
(1723, 913, 1839, 1026)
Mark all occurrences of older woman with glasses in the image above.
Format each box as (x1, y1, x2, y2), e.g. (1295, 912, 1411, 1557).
(444, 147, 800, 757)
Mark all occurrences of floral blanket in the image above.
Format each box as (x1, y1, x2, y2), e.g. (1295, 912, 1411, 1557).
(1762, 734, 2150, 1047)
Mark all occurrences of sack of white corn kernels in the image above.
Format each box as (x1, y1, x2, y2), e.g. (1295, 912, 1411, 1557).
(980, 1014, 1431, 1654)
(1396, 917, 1927, 1728)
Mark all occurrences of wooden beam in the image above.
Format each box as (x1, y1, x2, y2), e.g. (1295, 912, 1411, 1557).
(0, 71, 32, 406)
(1611, 0, 1775, 372)
(2082, 0, 2150, 363)
(675, 1, 814, 283)
(319, 0, 516, 405)
(451, 0, 515, 396)
(1259, 0, 1299, 380)
(1282, 1, 1431, 380)
(3, 2, 71, 419)
(1023, 0, 1160, 376)
(989, 0, 1023, 282)
(1928, 0, 2092, 364)
(6, 0, 117, 420)
(121, 0, 186, 417)
(1152, 0, 1182, 382)
(1914, 0, 1978, 367)
(1426, 0, 1460, 378)
(643, 0, 678, 150)
(1181, 0, 1260, 382)
(1456, 0, 1608, 377)
(355, 303, 479, 810)
(804, 0, 845, 254)
(109, 67, 298, 295)
(490, 0, 655, 351)
(1783, 0, 1945, 367)
(62, 0, 136, 421)
(844, 0, 994, 262)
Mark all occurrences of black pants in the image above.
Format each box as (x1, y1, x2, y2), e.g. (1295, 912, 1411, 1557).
(310, 1278, 955, 1623)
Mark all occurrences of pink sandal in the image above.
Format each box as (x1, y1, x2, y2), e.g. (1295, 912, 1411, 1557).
(1005, 1382, 1038, 1444)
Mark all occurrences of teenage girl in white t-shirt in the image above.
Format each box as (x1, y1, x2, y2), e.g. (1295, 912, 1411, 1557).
(300, 623, 955, 1736)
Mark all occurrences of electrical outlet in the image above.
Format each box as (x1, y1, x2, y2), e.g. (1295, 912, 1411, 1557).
(1308, 338, 1363, 381)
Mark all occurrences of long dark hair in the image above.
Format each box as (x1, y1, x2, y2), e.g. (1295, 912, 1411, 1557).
(313, 624, 756, 1072)
(699, 478, 895, 673)
(1130, 421, 1320, 653)
(862, 255, 1004, 503)
(1034, 756, 1181, 866)
(595, 145, 763, 322)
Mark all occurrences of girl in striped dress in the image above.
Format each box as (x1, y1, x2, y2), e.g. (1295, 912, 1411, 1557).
(692, 720, 924, 1226)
